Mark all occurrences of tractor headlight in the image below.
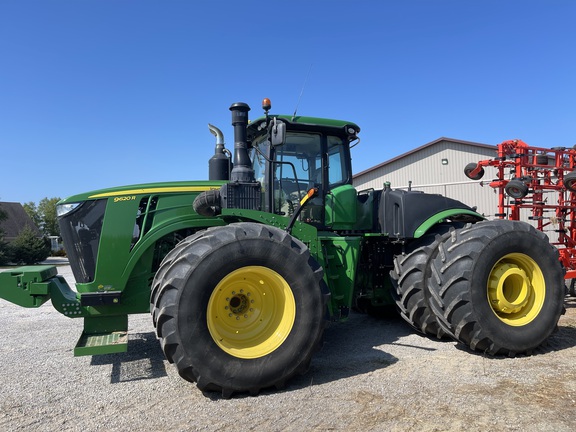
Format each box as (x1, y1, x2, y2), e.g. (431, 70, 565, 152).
(56, 202, 81, 217)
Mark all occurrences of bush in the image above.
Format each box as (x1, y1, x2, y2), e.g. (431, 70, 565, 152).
(0, 240, 11, 265)
(10, 226, 51, 265)
(0, 206, 8, 265)
(51, 248, 67, 257)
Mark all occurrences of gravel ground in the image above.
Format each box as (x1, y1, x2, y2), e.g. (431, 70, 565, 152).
(1, 262, 575, 431)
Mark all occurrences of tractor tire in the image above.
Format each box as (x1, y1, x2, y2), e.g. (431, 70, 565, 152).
(427, 219, 565, 355)
(150, 222, 326, 397)
(390, 224, 460, 339)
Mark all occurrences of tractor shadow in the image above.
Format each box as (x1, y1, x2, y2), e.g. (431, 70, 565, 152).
(86, 298, 576, 390)
(293, 297, 576, 390)
(539, 296, 576, 354)
(86, 312, 415, 389)
(90, 332, 168, 383)
(287, 311, 414, 391)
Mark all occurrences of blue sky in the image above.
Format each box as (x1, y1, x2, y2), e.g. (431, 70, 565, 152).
(1, 0, 575, 204)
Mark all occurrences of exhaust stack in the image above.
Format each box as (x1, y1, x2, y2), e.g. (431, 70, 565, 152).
(208, 123, 230, 181)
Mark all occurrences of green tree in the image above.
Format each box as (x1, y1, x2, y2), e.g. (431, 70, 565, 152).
(23, 201, 42, 229)
(10, 225, 50, 264)
(23, 197, 61, 236)
(0, 203, 9, 265)
(38, 197, 61, 237)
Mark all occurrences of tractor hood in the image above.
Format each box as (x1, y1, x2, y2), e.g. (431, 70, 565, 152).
(56, 180, 227, 285)
(57, 180, 226, 206)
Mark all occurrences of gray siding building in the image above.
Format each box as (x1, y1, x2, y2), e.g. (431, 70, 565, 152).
(0, 202, 42, 242)
(352, 137, 498, 218)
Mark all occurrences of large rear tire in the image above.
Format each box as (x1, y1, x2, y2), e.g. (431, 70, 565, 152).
(151, 222, 326, 397)
(427, 220, 565, 355)
(390, 224, 460, 338)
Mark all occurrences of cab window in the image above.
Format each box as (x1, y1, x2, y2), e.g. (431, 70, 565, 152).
(327, 135, 348, 187)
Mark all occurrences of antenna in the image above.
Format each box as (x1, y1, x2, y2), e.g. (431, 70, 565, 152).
(292, 64, 313, 119)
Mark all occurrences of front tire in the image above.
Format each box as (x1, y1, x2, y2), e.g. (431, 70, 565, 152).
(427, 220, 565, 355)
(151, 223, 326, 396)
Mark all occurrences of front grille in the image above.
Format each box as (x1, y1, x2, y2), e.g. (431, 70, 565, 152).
(58, 200, 107, 283)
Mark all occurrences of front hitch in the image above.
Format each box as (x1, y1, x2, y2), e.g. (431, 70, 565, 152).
(0, 265, 57, 308)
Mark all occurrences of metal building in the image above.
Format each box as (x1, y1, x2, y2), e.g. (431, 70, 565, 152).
(352, 137, 500, 218)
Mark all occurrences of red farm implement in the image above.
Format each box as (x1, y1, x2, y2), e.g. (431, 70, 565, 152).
(465, 139, 576, 292)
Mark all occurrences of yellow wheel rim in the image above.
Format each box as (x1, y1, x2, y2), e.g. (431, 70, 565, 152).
(207, 266, 296, 359)
(487, 253, 545, 326)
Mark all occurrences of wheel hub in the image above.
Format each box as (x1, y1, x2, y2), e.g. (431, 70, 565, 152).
(227, 291, 252, 317)
(486, 253, 545, 326)
(207, 266, 296, 359)
(488, 263, 530, 314)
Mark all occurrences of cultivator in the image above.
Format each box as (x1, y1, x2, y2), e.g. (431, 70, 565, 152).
(465, 139, 576, 285)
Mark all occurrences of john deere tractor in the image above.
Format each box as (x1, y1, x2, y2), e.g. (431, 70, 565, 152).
(0, 99, 565, 396)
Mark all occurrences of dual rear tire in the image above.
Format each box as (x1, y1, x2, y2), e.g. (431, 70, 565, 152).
(390, 224, 460, 339)
(391, 219, 565, 355)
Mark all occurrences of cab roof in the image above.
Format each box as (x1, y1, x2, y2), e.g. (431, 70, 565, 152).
(248, 114, 360, 137)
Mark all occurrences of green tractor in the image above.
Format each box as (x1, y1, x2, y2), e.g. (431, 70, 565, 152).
(0, 99, 565, 396)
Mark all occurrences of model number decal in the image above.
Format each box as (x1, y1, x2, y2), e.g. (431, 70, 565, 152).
(114, 195, 136, 203)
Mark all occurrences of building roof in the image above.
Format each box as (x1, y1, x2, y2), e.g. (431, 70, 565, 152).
(0, 202, 41, 241)
(353, 137, 494, 178)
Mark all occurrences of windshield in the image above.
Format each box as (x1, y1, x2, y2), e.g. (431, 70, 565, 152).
(251, 130, 350, 220)
(253, 133, 348, 186)
(276, 132, 322, 192)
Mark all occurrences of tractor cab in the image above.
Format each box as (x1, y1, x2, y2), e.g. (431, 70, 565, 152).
(197, 99, 361, 231)
(246, 105, 360, 228)
(250, 127, 353, 221)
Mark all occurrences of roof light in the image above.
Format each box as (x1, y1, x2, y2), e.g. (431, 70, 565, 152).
(262, 98, 271, 112)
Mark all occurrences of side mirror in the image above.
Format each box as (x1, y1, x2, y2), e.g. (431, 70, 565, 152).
(270, 118, 286, 147)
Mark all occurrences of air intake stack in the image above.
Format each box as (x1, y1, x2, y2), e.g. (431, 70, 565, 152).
(217, 102, 262, 211)
(229, 102, 254, 183)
